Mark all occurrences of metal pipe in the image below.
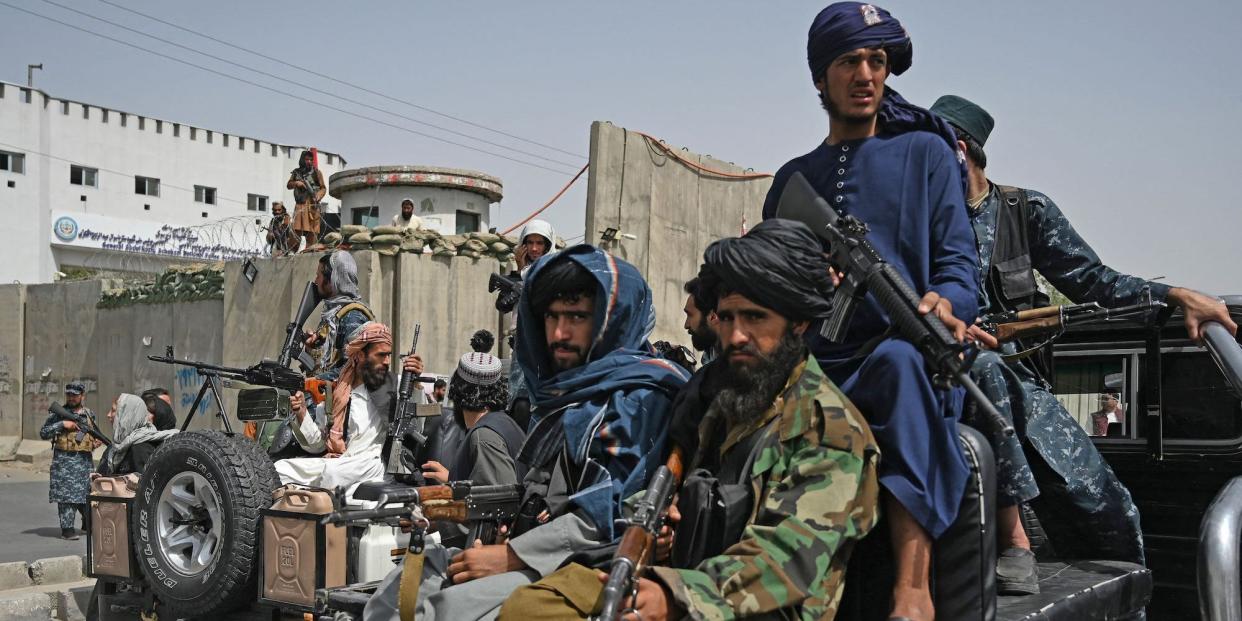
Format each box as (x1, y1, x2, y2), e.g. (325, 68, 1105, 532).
(26, 63, 41, 87)
(1199, 476, 1242, 620)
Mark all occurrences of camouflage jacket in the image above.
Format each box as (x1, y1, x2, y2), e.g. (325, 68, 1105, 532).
(971, 183, 1171, 312)
(651, 356, 880, 620)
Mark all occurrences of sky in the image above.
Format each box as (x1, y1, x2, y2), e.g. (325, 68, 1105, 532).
(1, 0, 1239, 294)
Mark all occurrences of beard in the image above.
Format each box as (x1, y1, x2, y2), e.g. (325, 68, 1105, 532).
(549, 341, 585, 371)
(820, 87, 882, 125)
(714, 329, 806, 427)
(689, 319, 716, 353)
(362, 362, 388, 391)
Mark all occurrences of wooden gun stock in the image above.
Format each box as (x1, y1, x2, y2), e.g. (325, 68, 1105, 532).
(995, 315, 1063, 344)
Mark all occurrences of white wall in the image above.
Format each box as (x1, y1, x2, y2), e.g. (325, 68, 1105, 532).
(338, 185, 494, 235)
(0, 81, 348, 283)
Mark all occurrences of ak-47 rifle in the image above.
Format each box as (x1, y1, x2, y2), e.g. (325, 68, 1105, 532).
(49, 402, 112, 447)
(776, 172, 1013, 436)
(323, 480, 525, 545)
(383, 324, 441, 485)
(594, 448, 686, 621)
(489, 272, 523, 314)
(981, 300, 1165, 345)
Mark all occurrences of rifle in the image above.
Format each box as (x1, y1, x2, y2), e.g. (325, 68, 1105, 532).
(489, 272, 523, 313)
(383, 324, 441, 485)
(323, 480, 525, 545)
(279, 282, 321, 372)
(49, 402, 112, 447)
(292, 167, 326, 204)
(595, 448, 686, 621)
(981, 300, 1165, 344)
(776, 172, 1014, 437)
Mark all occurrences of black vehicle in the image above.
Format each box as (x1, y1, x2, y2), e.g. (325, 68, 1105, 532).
(1046, 295, 1242, 620)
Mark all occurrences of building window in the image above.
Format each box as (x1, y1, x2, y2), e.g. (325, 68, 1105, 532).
(238, 137, 245, 151)
(70, 165, 98, 187)
(135, 176, 160, 196)
(102, 109, 109, 123)
(326, 154, 335, 165)
(0, 151, 25, 174)
(253, 140, 259, 154)
(222, 134, 229, 148)
(351, 206, 379, 228)
(206, 131, 213, 144)
(60, 101, 69, 115)
(271, 144, 278, 157)
(138, 117, 146, 130)
(455, 210, 480, 235)
(194, 185, 216, 205)
(190, 127, 197, 141)
(173, 123, 180, 137)
(120, 113, 127, 127)
(247, 193, 268, 212)
(20, 88, 31, 103)
(82, 105, 89, 120)
(0, 84, 5, 98)
(155, 120, 163, 134)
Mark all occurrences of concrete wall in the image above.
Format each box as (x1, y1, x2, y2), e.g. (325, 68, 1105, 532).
(0, 285, 25, 437)
(22, 281, 104, 439)
(584, 121, 772, 345)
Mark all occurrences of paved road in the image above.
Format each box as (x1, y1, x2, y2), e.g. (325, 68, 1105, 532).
(0, 463, 90, 563)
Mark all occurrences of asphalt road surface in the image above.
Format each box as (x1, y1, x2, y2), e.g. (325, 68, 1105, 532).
(0, 463, 89, 563)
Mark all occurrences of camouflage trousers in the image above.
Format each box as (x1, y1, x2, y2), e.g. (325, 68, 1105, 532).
(57, 503, 86, 530)
(968, 349, 1144, 564)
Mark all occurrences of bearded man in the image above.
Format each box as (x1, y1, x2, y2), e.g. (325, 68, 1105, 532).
(761, 4, 981, 619)
(275, 321, 424, 495)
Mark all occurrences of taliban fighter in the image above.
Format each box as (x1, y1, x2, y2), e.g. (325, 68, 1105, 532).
(761, 4, 981, 619)
(498, 219, 881, 621)
(363, 246, 687, 621)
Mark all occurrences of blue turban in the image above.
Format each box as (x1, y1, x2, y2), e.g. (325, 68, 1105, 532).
(807, 2, 912, 81)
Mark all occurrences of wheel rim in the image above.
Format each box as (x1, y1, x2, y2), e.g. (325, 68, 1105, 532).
(156, 471, 223, 575)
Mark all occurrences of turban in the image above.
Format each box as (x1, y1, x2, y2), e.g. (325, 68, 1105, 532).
(700, 219, 834, 322)
(807, 2, 912, 81)
(328, 321, 392, 455)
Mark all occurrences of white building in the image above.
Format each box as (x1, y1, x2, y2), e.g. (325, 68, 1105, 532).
(329, 165, 502, 235)
(0, 79, 348, 284)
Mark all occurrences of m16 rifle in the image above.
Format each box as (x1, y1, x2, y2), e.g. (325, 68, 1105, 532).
(49, 402, 112, 447)
(382, 324, 442, 485)
(489, 272, 523, 314)
(279, 282, 321, 372)
(776, 171, 1013, 436)
(324, 480, 525, 546)
(981, 300, 1165, 345)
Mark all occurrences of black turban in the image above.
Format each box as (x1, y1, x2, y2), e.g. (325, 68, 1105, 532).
(699, 219, 833, 321)
(807, 2, 912, 81)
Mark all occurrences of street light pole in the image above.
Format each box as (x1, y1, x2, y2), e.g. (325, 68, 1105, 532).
(27, 63, 42, 87)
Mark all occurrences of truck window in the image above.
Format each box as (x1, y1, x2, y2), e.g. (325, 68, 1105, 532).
(1152, 352, 1242, 441)
(1053, 356, 1129, 438)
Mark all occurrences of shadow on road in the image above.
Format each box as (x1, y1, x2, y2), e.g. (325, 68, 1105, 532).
(22, 526, 72, 539)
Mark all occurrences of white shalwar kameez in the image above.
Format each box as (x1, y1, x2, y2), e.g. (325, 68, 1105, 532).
(274, 383, 387, 497)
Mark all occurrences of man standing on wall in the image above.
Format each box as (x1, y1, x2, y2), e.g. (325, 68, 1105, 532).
(288, 149, 327, 250)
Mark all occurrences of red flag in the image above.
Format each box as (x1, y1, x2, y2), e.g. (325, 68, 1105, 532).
(310, 147, 319, 169)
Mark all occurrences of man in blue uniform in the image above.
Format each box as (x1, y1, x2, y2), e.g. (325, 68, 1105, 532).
(761, 5, 979, 620)
(930, 93, 1238, 593)
(39, 382, 100, 539)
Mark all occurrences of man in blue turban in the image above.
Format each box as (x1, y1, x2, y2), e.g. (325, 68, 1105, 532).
(762, 4, 980, 620)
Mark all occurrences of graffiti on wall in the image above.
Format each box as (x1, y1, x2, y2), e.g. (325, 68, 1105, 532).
(175, 365, 213, 421)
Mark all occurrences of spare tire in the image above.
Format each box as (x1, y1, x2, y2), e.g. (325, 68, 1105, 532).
(132, 431, 279, 618)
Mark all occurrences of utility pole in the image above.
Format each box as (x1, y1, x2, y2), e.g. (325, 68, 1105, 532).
(27, 63, 42, 87)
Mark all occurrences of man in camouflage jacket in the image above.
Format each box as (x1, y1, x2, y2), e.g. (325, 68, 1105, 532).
(38, 382, 100, 540)
(931, 94, 1238, 593)
(498, 220, 880, 620)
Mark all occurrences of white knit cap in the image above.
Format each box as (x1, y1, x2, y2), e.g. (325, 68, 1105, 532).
(457, 351, 503, 385)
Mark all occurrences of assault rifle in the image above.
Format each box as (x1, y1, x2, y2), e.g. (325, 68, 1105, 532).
(278, 282, 321, 372)
(595, 448, 685, 621)
(48, 402, 112, 447)
(776, 172, 1013, 436)
(981, 300, 1165, 345)
(489, 272, 523, 313)
(383, 324, 442, 485)
(324, 480, 525, 545)
(292, 168, 326, 204)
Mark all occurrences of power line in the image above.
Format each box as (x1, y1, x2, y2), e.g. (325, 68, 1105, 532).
(0, 1, 576, 176)
(33, 0, 580, 171)
(95, 0, 585, 162)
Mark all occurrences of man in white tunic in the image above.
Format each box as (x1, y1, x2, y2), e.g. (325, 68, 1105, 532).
(275, 321, 425, 496)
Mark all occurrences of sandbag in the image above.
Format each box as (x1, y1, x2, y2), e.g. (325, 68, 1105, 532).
(371, 225, 402, 236)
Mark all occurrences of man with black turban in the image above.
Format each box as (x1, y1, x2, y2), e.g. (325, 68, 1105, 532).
(287, 148, 326, 249)
(762, 4, 980, 620)
(497, 219, 880, 620)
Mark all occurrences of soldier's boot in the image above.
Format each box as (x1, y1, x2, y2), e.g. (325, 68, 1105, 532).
(997, 547, 1039, 595)
(61, 527, 79, 540)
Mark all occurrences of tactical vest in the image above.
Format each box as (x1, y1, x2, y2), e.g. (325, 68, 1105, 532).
(54, 408, 97, 453)
(313, 302, 376, 373)
(987, 185, 1053, 379)
(450, 411, 526, 482)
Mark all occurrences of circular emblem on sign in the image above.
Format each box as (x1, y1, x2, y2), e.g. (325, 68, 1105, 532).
(53, 216, 78, 242)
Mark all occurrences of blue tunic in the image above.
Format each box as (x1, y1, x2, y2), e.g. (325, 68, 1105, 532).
(763, 132, 979, 538)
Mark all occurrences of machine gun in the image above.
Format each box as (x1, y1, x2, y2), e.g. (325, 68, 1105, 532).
(489, 272, 523, 313)
(594, 448, 684, 621)
(383, 324, 442, 485)
(324, 480, 525, 545)
(981, 300, 1165, 345)
(48, 402, 112, 447)
(278, 282, 321, 372)
(776, 172, 1013, 436)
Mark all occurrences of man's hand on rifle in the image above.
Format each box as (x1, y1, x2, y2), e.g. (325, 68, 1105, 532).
(595, 573, 675, 621)
(401, 354, 425, 376)
(654, 500, 680, 563)
(421, 460, 448, 485)
(1169, 287, 1238, 343)
(290, 391, 308, 423)
(304, 332, 324, 348)
(918, 291, 967, 342)
(61, 420, 78, 432)
(966, 323, 999, 350)
(447, 540, 525, 584)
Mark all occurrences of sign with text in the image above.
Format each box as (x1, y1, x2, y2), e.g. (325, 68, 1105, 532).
(50, 211, 261, 261)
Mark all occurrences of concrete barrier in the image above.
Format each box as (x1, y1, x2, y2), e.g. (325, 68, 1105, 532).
(0, 591, 53, 621)
(0, 285, 24, 439)
(28, 556, 82, 586)
(0, 561, 33, 590)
